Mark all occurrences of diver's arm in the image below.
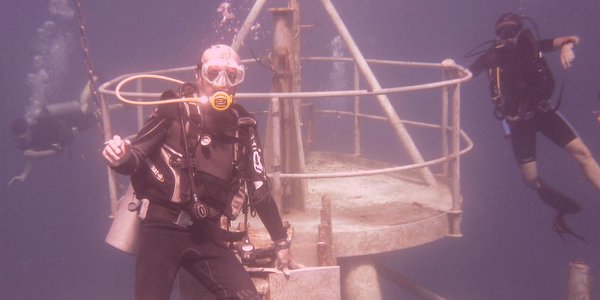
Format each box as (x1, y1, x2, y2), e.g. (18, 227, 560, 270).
(7, 159, 33, 186)
(244, 124, 303, 270)
(103, 113, 170, 175)
(106, 93, 179, 174)
(551, 36, 580, 69)
(468, 51, 493, 78)
(8, 149, 59, 185)
(254, 194, 288, 242)
(552, 36, 580, 50)
(103, 135, 132, 169)
(253, 193, 304, 270)
(241, 121, 288, 240)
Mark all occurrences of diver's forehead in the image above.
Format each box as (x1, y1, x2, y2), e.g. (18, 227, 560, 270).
(201, 45, 240, 64)
(203, 58, 242, 69)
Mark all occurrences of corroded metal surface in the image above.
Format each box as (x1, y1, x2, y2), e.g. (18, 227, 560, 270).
(246, 151, 454, 265)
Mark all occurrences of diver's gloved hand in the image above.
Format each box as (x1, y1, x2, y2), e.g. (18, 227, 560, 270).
(560, 42, 576, 69)
(102, 135, 131, 167)
(274, 239, 304, 275)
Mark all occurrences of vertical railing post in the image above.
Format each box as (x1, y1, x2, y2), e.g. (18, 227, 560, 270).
(317, 194, 335, 266)
(353, 63, 361, 156)
(441, 64, 450, 177)
(99, 92, 118, 217)
(269, 97, 284, 213)
(449, 68, 462, 237)
(136, 79, 144, 130)
(441, 59, 463, 237)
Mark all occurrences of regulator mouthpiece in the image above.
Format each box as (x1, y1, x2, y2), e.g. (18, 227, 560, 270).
(210, 91, 233, 111)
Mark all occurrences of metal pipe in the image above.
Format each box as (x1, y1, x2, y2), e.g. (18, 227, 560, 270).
(317, 194, 334, 266)
(231, 0, 268, 52)
(273, 134, 473, 180)
(307, 104, 315, 147)
(270, 5, 307, 211)
(451, 83, 461, 210)
(448, 60, 463, 236)
(136, 79, 144, 130)
(567, 262, 591, 300)
(98, 57, 471, 100)
(321, 0, 437, 186)
(441, 63, 450, 177)
(99, 92, 119, 217)
(353, 63, 361, 156)
(269, 97, 284, 212)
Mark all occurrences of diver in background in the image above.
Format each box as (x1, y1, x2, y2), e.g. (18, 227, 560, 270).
(8, 79, 99, 186)
(467, 13, 600, 240)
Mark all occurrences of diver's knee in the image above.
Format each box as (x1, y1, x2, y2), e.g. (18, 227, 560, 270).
(519, 163, 539, 189)
(566, 139, 592, 159)
(572, 146, 595, 165)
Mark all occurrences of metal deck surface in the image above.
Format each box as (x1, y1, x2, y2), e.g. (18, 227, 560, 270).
(246, 151, 455, 265)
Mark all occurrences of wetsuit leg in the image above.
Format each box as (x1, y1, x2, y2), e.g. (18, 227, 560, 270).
(508, 119, 537, 165)
(181, 236, 260, 300)
(537, 110, 577, 148)
(509, 113, 580, 211)
(135, 221, 187, 300)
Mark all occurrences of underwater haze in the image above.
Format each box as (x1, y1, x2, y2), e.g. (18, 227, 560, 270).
(2, 0, 600, 299)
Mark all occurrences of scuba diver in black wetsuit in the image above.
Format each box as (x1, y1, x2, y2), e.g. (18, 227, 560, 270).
(8, 80, 100, 186)
(467, 13, 600, 241)
(102, 44, 302, 300)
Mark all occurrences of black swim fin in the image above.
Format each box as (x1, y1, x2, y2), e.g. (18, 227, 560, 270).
(536, 179, 582, 215)
(552, 212, 586, 242)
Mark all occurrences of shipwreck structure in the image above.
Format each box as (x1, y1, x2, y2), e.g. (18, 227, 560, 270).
(98, 0, 473, 299)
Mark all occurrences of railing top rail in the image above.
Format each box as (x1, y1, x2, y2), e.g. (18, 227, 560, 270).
(98, 57, 471, 100)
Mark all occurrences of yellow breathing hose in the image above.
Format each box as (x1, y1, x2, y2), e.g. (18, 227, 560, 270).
(115, 74, 198, 106)
(115, 74, 234, 110)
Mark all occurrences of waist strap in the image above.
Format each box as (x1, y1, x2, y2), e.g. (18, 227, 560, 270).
(145, 203, 220, 227)
(145, 203, 245, 242)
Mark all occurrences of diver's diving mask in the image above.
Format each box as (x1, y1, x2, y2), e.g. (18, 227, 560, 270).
(496, 24, 521, 40)
(200, 58, 245, 88)
(494, 13, 523, 40)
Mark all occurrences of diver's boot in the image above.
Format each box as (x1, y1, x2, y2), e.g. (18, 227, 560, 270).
(552, 212, 586, 242)
(536, 179, 582, 215)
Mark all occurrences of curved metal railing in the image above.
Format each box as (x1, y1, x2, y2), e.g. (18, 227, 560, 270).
(98, 56, 472, 224)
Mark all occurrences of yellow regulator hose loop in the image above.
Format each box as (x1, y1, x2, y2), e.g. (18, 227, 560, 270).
(115, 74, 201, 106)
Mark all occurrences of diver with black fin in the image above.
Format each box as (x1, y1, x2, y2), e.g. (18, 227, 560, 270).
(466, 13, 600, 240)
(536, 178, 581, 215)
(537, 178, 586, 241)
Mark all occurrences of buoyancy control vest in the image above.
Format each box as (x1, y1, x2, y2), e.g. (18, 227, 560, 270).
(488, 29, 555, 121)
(131, 84, 263, 220)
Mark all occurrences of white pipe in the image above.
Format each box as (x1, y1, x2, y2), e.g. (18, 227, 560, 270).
(231, 0, 268, 52)
(320, 0, 436, 185)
